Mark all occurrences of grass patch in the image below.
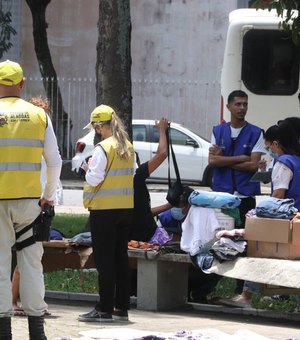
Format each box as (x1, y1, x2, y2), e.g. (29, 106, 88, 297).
(209, 277, 297, 312)
(252, 293, 296, 312)
(211, 276, 236, 298)
(52, 213, 88, 238)
(45, 269, 98, 293)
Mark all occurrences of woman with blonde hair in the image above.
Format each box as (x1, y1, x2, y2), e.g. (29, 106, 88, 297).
(79, 104, 135, 322)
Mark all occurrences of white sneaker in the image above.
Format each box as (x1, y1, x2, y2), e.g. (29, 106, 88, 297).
(219, 295, 252, 308)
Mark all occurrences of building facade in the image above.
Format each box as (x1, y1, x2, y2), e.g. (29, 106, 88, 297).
(4, 0, 250, 159)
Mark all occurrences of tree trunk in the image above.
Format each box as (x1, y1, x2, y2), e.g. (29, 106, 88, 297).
(25, 0, 71, 157)
(96, 0, 132, 137)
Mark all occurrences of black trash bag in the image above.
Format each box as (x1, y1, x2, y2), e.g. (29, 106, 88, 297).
(166, 180, 183, 206)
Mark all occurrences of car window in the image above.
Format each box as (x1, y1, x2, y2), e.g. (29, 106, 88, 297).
(153, 126, 160, 143)
(170, 128, 194, 146)
(242, 30, 300, 95)
(152, 125, 198, 146)
(133, 125, 146, 142)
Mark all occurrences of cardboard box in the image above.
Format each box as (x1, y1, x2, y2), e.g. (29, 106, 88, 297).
(292, 219, 300, 246)
(245, 216, 291, 243)
(245, 216, 300, 260)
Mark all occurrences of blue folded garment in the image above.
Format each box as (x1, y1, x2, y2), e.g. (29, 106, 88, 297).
(188, 190, 241, 209)
(68, 232, 92, 246)
(256, 197, 298, 219)
(190, 253, 215, 273)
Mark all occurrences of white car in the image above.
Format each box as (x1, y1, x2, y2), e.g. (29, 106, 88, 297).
(71, 119, 213, 185)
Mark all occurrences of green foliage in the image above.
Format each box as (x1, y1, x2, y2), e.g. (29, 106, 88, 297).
(210, 277, 297, 312)
(52, 213, 88, 238)
(210, 277, 236, 298)
(0, 11, 17, 58)
(44, 269, 98, 293)
(253, 0, 300, 45)
(252, 293, 296, 312)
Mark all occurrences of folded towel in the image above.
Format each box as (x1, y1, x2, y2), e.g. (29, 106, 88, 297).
(189, 190, 241, 209)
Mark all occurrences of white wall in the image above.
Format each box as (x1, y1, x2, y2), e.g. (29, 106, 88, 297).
(7, 0, 241, 155)
(131, 0, 237, 138)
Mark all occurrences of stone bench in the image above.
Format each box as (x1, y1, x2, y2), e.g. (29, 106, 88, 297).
(129, 249, 191, 310)
(42, 241, 191, 311)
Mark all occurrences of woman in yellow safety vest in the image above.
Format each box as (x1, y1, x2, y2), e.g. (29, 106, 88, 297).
(80, 104, 135, 322)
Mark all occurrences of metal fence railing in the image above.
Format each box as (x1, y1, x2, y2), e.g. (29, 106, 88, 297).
(23, 76, 219, 160)
(23, 77, 97, 160)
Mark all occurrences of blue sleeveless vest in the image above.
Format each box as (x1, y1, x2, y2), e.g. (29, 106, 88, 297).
(212, 122, 261, 196)
(274, 154, 300, 210)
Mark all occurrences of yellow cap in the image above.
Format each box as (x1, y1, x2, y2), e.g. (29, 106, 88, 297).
(0, 60, 23, 86)
(83, 104, 114, 129)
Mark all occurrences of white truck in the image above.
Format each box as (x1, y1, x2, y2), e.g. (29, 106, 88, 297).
(220, 8, 300, 130)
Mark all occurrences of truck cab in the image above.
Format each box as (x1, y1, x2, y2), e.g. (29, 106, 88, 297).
(221, 9, 300, 130)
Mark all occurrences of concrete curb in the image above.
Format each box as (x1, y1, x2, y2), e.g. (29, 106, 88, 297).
(45, 291, 300, 322)
(188, 301, 300, 322)
(45, 290, 137, 305)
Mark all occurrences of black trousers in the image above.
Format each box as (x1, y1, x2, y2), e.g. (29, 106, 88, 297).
(188, 265, 221, 301)
(90, 208, 133, 314)
(238, 196, 256, 228)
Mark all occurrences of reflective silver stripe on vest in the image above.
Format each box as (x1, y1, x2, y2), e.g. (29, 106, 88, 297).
(0, 138, 44, 147)
(83, 188, 133, 199)
(0, 163, 41, 171)
(106, 168, 134, 176)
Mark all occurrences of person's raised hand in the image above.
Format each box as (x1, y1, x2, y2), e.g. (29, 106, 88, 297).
(155, 117, 169, 132)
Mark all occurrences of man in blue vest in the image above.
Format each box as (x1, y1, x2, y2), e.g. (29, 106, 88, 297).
(209, 90, 265, 301)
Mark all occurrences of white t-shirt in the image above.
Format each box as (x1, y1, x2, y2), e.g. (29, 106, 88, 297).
(180, 206, 220, 256)
(272, 161, 293, 190)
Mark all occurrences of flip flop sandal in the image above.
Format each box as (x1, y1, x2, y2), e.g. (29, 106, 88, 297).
(42, 309, 51, 316)
(14, 308, 26, 317)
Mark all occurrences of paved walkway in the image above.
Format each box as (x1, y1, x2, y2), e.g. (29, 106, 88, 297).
(11, 300, 300, 340)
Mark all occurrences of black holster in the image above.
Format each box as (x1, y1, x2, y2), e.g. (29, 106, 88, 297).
(15, 204, 55, 251)
(33, 204, 55, 242)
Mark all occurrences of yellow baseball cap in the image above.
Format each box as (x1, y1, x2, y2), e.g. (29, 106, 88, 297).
(0, 60, 23, 86)
(83, 104, 114, 129)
